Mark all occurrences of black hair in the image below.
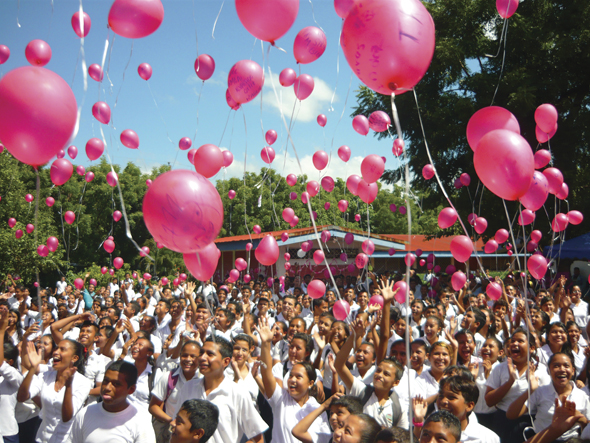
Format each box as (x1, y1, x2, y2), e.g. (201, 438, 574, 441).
(439, 374, 479, 405)
(380, 357, 403, 381)
(312, 297, 328, 311)
(465, 307, 486, 332)
(319, 312, 335, 324)
(3, 340, 18, 367)
(331, 320, 350, 338)
(331, 395, 363, 415)
(355, 413, 382, 443)
(64, 339, 87, 375)
(411, 339, 431, 354)
(540, 296, 554, 307)
(158, 299, 171, 311)
(181, 340, 201, 352)
(443, 365, 475, 380)
(109, 307, 122, 320)
(275, 321, 288, 333)
(291, 332, 314, 359)
(106, 360, 138, 387)
(374, 427, 411, 443)
(547, 352, 576, 379)
(510, 327, 537, 351)
(227, 301, 243, 316)
(233, 333, 255, 349)
(205, 336, 233, 360)
(493, 299, 509, 310)
(80, 320, 99, 334)
(128, 301, 141, 316)
(180, 399, 220, 443)
(216, 308, 235, 325)
(358, 341, 376, 359)
(292, 361, 317, 383)
(426, 315, 443, 329)
(100, 325, 115, 339)
(423, 410, 461, 442)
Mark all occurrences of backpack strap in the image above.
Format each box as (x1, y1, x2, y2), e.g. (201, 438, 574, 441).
(360, 385, 375, 406)
(388, 389, 402, 427)
(162, 370, 181, 413)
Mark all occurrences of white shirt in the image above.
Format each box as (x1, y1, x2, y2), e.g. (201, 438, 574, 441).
(461, 416, 500, 443)
(66, 402, 156, 443)
(267, 385, 331, 443)
(126, 363, 161, 413)
(349, 377, 409, 430)
(56, 281, 67, 295)
(474, 361, 499, 414)
(0, 362, 24, 437)
(29, 370, 92, 443)
(571, 300, 589, 330)
(414, 370, 441, 400)
(176, 376, 268, 443)
(151, 367, 193, 420)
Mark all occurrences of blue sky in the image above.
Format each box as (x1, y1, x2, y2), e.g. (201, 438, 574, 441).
(0, 0, 404, 183)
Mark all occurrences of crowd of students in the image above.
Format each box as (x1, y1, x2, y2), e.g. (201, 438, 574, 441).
(0, 268, 589, 443)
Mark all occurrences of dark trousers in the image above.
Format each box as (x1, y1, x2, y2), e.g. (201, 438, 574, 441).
(475, 412, 496, 431)
(18, 416, 41, 443)
(492, 409, 532, 443)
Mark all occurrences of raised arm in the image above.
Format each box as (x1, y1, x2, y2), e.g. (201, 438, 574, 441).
(51, 312, 92, 344)
(255, 316, 277, 398)
(334, 319, 362, 392)
(17, 342, 42, 402)
(376, 278, 398, 363)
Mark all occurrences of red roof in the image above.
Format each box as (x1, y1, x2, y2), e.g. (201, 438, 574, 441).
(382, 234, 485, 252)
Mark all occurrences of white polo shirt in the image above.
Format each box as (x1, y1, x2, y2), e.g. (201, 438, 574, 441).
(461, 416, 500, 443)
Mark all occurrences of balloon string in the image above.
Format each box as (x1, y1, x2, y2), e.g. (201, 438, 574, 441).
(328, 73, 353, 170)
(490, 22, 509, 106)
(485, 18, 507, 59)
(146, 82, 175, 146)
(16, 0, 21, 27)
(71, 46, 81, 87)
(307, 0, 325, 33)
(72, 181, 88, 251)
(114, 40, 133, 109)
(78, 0, 88, 92)
(412, 90, 489, 277)
(99, 33, 111, 101)
(328, 20, 344, 112)
(48, 0, 54, 36)
(57, 188, 68, 254)
(106, 35, 116, 95)
(240, 108, 254, 253)
(192, 81, 204, 143)
(211, 0, 224, 39)
(217, 108, 233, 147)
(34, 169, 40, 302)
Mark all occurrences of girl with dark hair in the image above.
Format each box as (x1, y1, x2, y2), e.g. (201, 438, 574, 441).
(6, 309, 23, 346)
(17, 339, 92, 442)
(0, 310, 23, 443)
(537, 322, 573, 366)
(125, 337, 161, 413)
(565, 321, 586, 375)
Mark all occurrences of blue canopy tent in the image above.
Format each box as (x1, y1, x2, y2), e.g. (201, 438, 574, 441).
(544, 233, 590, 259)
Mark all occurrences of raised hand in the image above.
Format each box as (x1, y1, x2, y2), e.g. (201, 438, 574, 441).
(378, 278, 398, 303)
(412, 396, 428, 423)
(63, 364, 77, 386)
(482, 359, 492, 378)
(468, 361, 479, 379)
(327, 353, 337, 374)
(507, 357, 518, 380)
(351, 318, 365, 338)
(0, 310, 8, 332)
(255, 316, 273, 344)
(114, 319, 125, 335)
(26, 341, 42, 368)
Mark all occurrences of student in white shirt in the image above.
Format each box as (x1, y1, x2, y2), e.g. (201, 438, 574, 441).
(67, 360, 156, 443)
(0, 311, 23, 443)
(169, 399, 219, 443)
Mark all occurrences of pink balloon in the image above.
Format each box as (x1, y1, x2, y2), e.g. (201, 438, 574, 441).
(324, 202, 331, 211)
(534, 149, 551, 169)
(0, 45, 10, 64)
(235, 257, 247, 271)
(279, 68, 297, 87)
(64, 211, 76, 225)
(527, 255, 547, 280)
(113, 257, 124, 269)
(361, 154, 385, 183)
(77, 167, 86, 179)
(187, 149, 197, 165)
(495, 229, 509, 244)
(566, 210, 583, 226)
(92, 101, 111, 125)
(261, 146, 276, 164)
(321, 176, 335, 193)
(301, 192, 310, 204)
(194, 144, 224, 178)
(393, 281, 407, 304)
(321, 230, 331, 243)
(415, 249, 422, 257)
(352, 115, 369, 136)
(466, 213, 477, 225)
(85, 171, 95, 183)
(369, 294, 384, 310)
(306, 181, 319, 197)
(103, 239, 115, 254)
(290, 192, 298, 201)
(427, 253, 435, 263)
(119, 129, 139, 150)
(345, 233, 354, 245)
(355, 214, 361, 222)
(422, 164, 435, 180)
(357, 180, 378, 204)
(450, 235, 473, 263)
(437, 207, 458, 229)
(405, 253, 416, 267)
(399, 206, 407, 215)
(106, 171, 119, 187)
(25, 40, 52, 66)
(293, 26, 327, 64)
(143, 169, 223, 253)
(46, 197, 55, 207)
(317, 114, 327, 127)
(552, 213, 569, 232)
(333, 300, 351, 321)
(474, 217, 488, 235)
(255, 235, 279, 266)
(293, 74, 314, 100)
(265, 129, 278, 145)
(362, 239, 375, 255)
(177, 137, 192, 151)
(338, 200, 349, 213)
(228, 190, 236, 200)
(140, 246, 150, 257)
(243, 274, 252, 283)
(88, 64, 103, 82)
(530, 230, 542, 243)
(235, 0, 298, 43)
(338, 145, 351, 162)
(419, 258, 426, 266)
(113, 211, 122, 222)
(194, 54, 215, 81)
(466, 106, 520, 151)
(172, 277, 179, 286)
(474, 129, 534, 200)
(346, 174, 363, 195)
(368, 111, 391, 132)
(137, 63, 152, 81)
(487, 282, 502, 301)
(556, 183, 569, 200)
(459, 173, 471, 187)
(86, 138, 105, 161)
(286, 174, 297, 186)
(15, 229, 23, 239)
(289, 216, 299, 227)
(159, 277, 168, 286)
(527, 241, 538, 253)
(535, 124, 557, 144)
(484, 239, 498, 254)
(355, 253, 368, 269)
(184, 242, 221, 281)
(50, 159, 73, 186)
(0, 67, 77, 167)
(451, 271, 466, 291)
(312, 150, 329, 170)
(496, 0, 519, 18)
(519, 170, 549, 211)
(225, 89, 241, 111)
(392, 139, 404, 157)
(253, 225, 262, 234)
(543, 167, 564, 195)
(454, 178, 463, 190)
(89, 278, 97, 287)
(26, 224, 35, 234)
(101, 267, 108, 275)
(228, 60, 264, 104)
(67, 145, 78, 160)
(313, 250, 325, 265)
(222, 150, 234, 168)
(24, 194, 34, 203)
(535, 104, 558, 134)
(341, 0, 435, 95)
(518, 209, 535, 226)
(72, 11, 92, 37)
(108, 0, 164, 39)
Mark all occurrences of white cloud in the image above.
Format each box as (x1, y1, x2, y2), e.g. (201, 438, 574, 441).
(262, 73, 337, 123)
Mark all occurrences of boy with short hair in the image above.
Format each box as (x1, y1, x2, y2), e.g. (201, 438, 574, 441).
(170, 399, 219, 443)
(419, 410, 462, 443)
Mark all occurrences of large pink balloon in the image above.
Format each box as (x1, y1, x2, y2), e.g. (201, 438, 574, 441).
(120, 129, 139, 149)
(194, 54, 215, 81)
(184, 242, 221, 281)
(312, 150, 329, 170)
(50, 159, 74, 186)
(313, 250, 325, 265)
(466, 106, 520, 152)
(265, 129, 278, 145)
(92, 101, 111, 125)
(551, 213, 569, 233)
(228, 60, 264, 104)
(543, 167, 563, 195)
(106, 171, 119, 187)
(361, 154, 385, 184)
(451, 271, 466, 291)
(362, 239, 375, 255)
(25, 40, 52, 66)
(338, 145, 351, 162)
(321, 176, 335, 193)
(76, 165, 85, 176)
(225, 89, 240, 111)
(71, 11, 91, 37)
(519, 171, 549, 211)
(64, 211, 76, 225)
(282, 208, 295, 223)
(357, 179, 378, 204)
(46, 236, 59, 252)
(85, 171, 95, 182)
(535, 104, 558, 134)
(108, 0, 164, 39)
(338, 200, 349, 212)
(235, 0, 299, 43)
(495, 229, 509, 244)
(535, 124, 557, 144)
(235, 257, 247, 271)
(333, 300, 351, 321)
(368, 111, 391, 132)
(143, 169, 223, 253)
(496, 0, 519, 18)
(286, 174, 297, 186)
(437, 207, 458, 229)
(487, 282, 502, 301)
(138, 63, 152, 81)
(194, 144, 224, 178)
(534, 149, 551, 169)
(293, 74, 314, 100)
(556, 183, 569, 200)
(293, 27, 326, 64)
(86, 138, 104, 161)
(0, 67, 77, 167)
(279, 68, 297, 87)
(474, 129, 534, 201)
(307, 181, 319, 197)
(527, 255, 547, 280)
(355, 253, 369, 269)
(484, 239, 498, 254)
(530, 230, 542, 243)
(341, 0, 435, 95)
(474, 217, 488, 235)
(113, 257, 124, 269)
(450, 235, 473, 263)
(518, 209, 535, 226)
(317, 114, 327, 127)
(187, 149, 197, 165)
(0, 45, 10, 64)
(346, 174, 362, 195)
(113, 211, 122, 222)
(308, 280, 326, 299)
(255, 235, 279, 266)
(88, 64, 103, 82)
(261, 146, 276, 164)
(352, 115, 369, 136)
(67, 145, 78, 159)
